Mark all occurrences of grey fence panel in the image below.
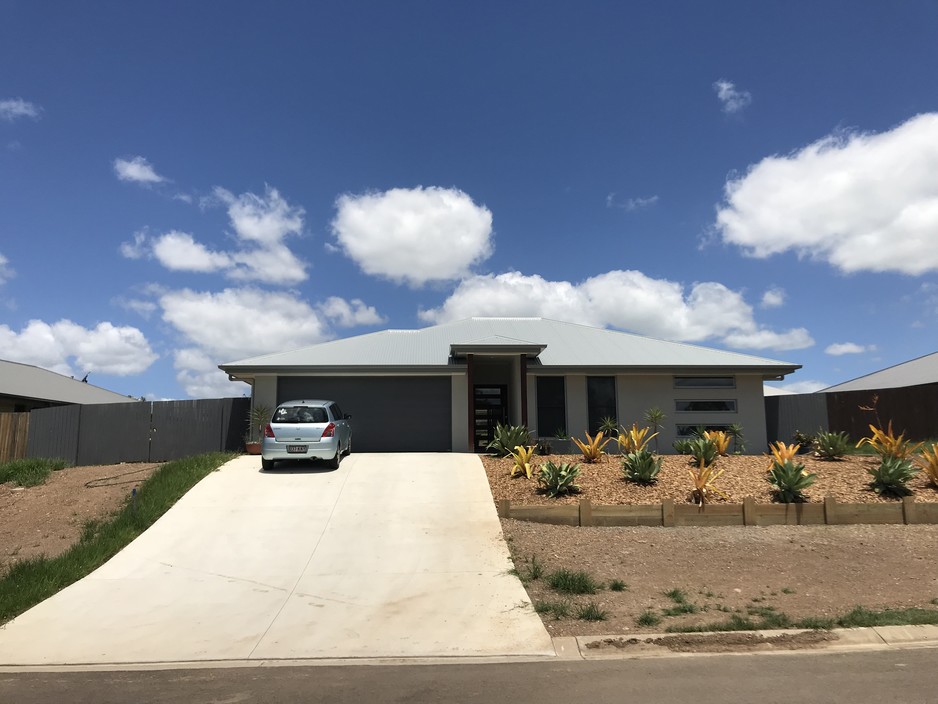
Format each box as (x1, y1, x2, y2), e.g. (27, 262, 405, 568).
(150, 399, 238, 461)
(77, 402, 152, 465)
(765, 394, 829, 445)
(26, 405, 81, 464)
(223, 398, 251, 452)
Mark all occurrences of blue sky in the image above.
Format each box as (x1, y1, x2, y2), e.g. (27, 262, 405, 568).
(1, 0, 937, 400)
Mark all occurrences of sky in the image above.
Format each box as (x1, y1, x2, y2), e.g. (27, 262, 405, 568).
(1, 0, 937, 401)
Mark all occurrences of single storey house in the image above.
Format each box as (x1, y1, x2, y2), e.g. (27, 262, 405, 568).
(219, 317, 801, 453)
(0, 358, 133, 412)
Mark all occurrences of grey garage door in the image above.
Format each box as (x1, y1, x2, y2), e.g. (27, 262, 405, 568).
(277, 376, 452, 452)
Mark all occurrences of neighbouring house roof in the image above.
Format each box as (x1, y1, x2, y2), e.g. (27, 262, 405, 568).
(0, 359, 134, 406)
(220, 317, 801, 378)
(763, 385, 796, 396)
(822, 351, 938, 393)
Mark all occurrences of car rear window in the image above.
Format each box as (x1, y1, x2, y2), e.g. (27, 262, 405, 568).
(273, 406, 328, 423)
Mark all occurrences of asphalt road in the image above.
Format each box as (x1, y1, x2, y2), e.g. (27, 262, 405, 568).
(3, 648, 937, 704)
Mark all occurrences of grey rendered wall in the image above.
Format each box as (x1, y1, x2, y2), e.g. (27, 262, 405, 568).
(277, 376, 452, 452)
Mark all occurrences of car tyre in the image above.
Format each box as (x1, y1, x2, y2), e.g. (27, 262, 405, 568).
(261, 457, 274, 471)
(326, 448, 341, 469)
(343, 438, 352, 456)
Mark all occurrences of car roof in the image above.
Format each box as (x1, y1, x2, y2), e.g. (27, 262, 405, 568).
(277, 399, 334, 407)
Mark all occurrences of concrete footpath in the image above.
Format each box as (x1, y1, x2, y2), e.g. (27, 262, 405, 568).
(0, 454, 554, 666)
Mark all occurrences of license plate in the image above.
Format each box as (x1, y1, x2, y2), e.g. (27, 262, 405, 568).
(287, 445, 308, 453)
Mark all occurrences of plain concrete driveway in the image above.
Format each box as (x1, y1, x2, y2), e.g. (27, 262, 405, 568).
(0, 454, 553, 666)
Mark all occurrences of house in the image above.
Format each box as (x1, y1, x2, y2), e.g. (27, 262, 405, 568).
(821, 351, 938, 393)
(219, 317, 801, 453)
(0, 359, 133, 412)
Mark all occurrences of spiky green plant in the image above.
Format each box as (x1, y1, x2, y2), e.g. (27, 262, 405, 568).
(727, 423, 746, 454)
(868, 456, 919, 498)
(673, 438, 694, 455)
(621, 449, 662, 485)
(643, 407, 666, 453)
(537, 461, 581, 498)
(689, 437, 718, 468)
(812, 430, 852, 460)
(486, 423, 531, 457)
(598, 416, 619, 437)
(767, 459, 816, 503)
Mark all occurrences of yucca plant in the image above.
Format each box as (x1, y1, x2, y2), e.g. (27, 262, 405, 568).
(857, 422, 922, 461)
(486, 423, 530, 457)
(689, 437, 718, 468)
(598, 416, 619, 437)
(727, 423, 746, 454)
(813, 430, 851, 460)
(537, 461, 581, 498)
(916, 443, 938, 488)
(616, 423, 657, 454)
(766, 441, 801, 469)
(703, 430, 731, 456)
(621, 450, 662, 485)
(509, 445, 537, 479)
(767, 459, 816, 503)
(572, 431, 610, 463)
(643, 407, 666, 453)
(868, 456, 919, 498)
(688, 459, 728, 505)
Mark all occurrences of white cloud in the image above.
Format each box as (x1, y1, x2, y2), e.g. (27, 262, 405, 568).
(760, 287, 785, 309)
(0, 98, 41, 122)
(151, 231, 232, 272)
(713, 79, 752, 114)
(317, 297, 385, 328)
(215, 186, 305, 247)
(114, 297, 158, 318)
(332, 186, 493, 287)
(773, 379, 829, 394)
(0, 253, 14, 285)
(119, 231, 149, 259)
(0, 319, 157, 376)
(715, 113, 938, 275)
(173, 348, 245, 399)
(420, 270, 813, 351)
(825, 342, 874, 356)
(606, 193, 659, 211)
(113, 156, 167, 184)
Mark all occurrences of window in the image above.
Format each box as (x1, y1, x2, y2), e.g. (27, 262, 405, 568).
(676, 424, 732, 437)
(675, 399, 737, 413)
(673, 376, 735, 389)
(536, 377, 566, 437)
(587, 376, 616, 435)
(331, 403, 344, 420)
(273, 405, 328, 423)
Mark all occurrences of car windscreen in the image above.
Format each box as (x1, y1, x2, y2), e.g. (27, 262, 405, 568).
(272, 406, 328, 423)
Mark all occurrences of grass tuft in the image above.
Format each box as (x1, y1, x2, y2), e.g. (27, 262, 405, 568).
(575, 602, 608, 621)
(0, 458, 70, 487)
(609, 579, 628, 592)
(534, 599, 572, 619)
(546, 568, 599, 595)
(0, 452, 235, 624)
(636, 610, 662, 627)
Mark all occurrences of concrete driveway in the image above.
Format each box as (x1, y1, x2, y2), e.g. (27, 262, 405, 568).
(0, 454, 554, 666)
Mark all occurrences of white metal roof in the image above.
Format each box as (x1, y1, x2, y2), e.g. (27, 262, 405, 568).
(0, 359, 135, 405)
(220, 317, 800, 376)
(822, 351, 938, 392)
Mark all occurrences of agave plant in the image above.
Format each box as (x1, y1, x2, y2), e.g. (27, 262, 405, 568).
(621, 450, 662, 485)
(673, 438, 694, 455)
(486, 423, 531, 457)
(509, 445, 537, 479)
(688, 459, 728, 505)
(703, 430, 731, 456)
(537, 461, 581, 498)
(616, 423, 657, 454)
(868, 456, 919, 498)
(689, 437, 718, 468)
(812, 430, 852, 460)
(767, 459, 816, 503)
(857, 422, 922, 461)
(916, 443, 938, 488)
(766, 441, 801, 469)
(573, 431, 610, 463)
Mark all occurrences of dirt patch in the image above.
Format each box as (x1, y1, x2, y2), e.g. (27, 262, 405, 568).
(586, 630, 838, 653)
(0, 463, 161, 571)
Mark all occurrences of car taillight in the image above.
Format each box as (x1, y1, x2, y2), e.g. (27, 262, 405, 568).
(264, 423, 275, 438)
(322, 422, 335, 437)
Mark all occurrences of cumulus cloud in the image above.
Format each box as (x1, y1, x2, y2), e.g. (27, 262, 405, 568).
(760, 287, 785, 309)
(172, 347, 243, 399)
(0, 320, 157, 376)
(420, 270, 813, 351)
(0, 253, 14, 285)
(713, 80, 752, 114)
(151, 231, 232, 272)
(0, 98, 41, 122)
(113, 156, 167, 184)
(825, 342, 874, 356)
(332, 186, 493, 287)
(715, 113, 938, 275)
(317, 297, 385, 327)
(772, 380, 829, 394)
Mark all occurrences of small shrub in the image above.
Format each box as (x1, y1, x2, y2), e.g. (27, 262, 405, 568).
(598, 416, 619, 437)
(526, 554, 544, 581)
(767, 441, 801, 468)
(915, 443, 938, 487)
(572, 431, 610, 463)
(664, 587, 689, 604)
(727, 423, 746, 453)
(616, 423, 657, 454)
(621, 449, 662, 484)
(857, 421, 921, 460)
(813, 430, 852, 460)
(792, 430, 815, 448)
(703, 430, 731, 456)
(868, 456, 918, 498)
(0, 458, 70, 487)
(643, 407, 666, 453)
(673, 438, 694, 455)
(687, 459, 727, 505)
(575, 602, 608, 621)
(768, 459, 817, 503)
(609, 579, 628, 592)
(537, 461, 581, 498)
(546, 568, 599, 595)
(486, 423, 531, 457)
(689, 437, 718, 468)
(508, 445, 537, 479)
(636, 610, 662, 627)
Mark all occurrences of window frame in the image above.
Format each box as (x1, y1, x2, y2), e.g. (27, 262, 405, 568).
(673, 376, 736, 389)
(675, 399, 738, 413)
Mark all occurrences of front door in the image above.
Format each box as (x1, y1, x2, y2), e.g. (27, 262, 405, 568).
(473, 385, 507, 452)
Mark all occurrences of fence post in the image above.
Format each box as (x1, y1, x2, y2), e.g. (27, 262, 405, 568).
(742, 496, 756, 526)
(497, 498, 510, 519)
(824, 496, 837, 525)
(902, 496, 916, 525)
(661, 499, 674, 527)
(579, 498, 593, 527)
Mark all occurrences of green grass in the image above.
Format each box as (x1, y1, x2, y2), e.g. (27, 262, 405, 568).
(534, 599, 572, 619)
(575, 602, 608, 621)
(0, 452, 235, 625)
(0, 457, 70, 487)
(664, 604, 938, 633)
(662, 602, 700, 616)
(609, 579, 628, 592)
(546, 568, 599, 595)
(636, 610, 662, 627)
(663, 587, 689, 604)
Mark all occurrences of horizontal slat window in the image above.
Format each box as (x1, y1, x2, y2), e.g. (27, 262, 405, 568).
(673, 376, 735, 389)
(675, 399, 737, 413)
(676, 424, 732, 437)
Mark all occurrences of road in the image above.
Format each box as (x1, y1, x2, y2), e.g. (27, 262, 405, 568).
(2, 648, 937, 704)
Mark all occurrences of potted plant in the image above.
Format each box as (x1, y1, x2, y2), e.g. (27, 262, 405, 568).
(244, 403, 273, 455)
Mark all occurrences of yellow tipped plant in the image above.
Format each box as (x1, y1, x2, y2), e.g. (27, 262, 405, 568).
(766, 441, 801, 470)
(857, 422, 922, 460)
(703, 430, 731, 456)
(509, 445, 537, 479)
(572, 431, 610, 463)
(616, 423, 658, 454)
(916, 442, 938, 488)
(687, 458, 729, 506)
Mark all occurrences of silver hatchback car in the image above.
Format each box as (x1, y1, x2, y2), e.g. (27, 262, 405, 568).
(261, 399, 352, 470)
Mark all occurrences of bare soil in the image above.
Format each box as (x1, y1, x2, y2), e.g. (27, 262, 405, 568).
(0, 463, 161, 572)
(486, 451, 938, 638)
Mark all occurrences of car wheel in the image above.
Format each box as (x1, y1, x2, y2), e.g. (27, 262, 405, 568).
(344, 437, 352, 456)
(261, 458, 274, 470)
(326, 448, 341, 469)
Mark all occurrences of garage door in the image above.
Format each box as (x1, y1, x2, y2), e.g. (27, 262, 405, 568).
(277, 376, 452, 452)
